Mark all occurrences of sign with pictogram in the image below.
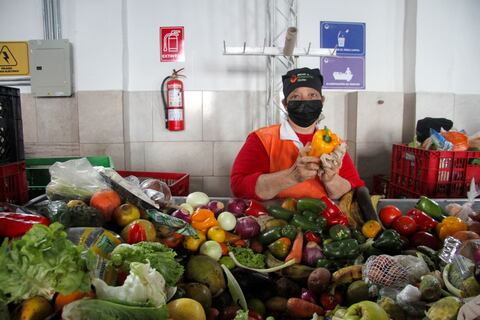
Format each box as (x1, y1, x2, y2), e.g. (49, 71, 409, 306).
(160, 26, 184, 62)
(0, 42, 29, 76)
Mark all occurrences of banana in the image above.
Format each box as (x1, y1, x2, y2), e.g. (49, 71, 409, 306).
(332, 264, 363, 285)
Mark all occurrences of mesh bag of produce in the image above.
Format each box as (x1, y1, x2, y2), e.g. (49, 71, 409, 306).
(362, 255, 410, 289)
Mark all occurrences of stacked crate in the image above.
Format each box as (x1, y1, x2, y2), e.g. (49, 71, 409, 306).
(0, 86, 27, 204)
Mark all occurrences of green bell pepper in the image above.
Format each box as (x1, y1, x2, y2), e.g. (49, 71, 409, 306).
(297, 198, 327, 213)
(323, 238, 360, 259)
(281, 224, 297, 241)
(329, 224, 351, 241)
(291, 212, 327, 233)
(351, 229, 366, 244)
(415, 196, 447, 222)
(268, 237, 292, 260)
(258, 226, 283, 245)
(373, 229, 404, 254)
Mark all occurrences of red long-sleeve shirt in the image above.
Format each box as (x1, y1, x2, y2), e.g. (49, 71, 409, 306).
(230, 131, 364, 200)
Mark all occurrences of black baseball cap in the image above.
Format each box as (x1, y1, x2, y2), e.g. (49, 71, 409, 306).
(282, 67, 324, 99)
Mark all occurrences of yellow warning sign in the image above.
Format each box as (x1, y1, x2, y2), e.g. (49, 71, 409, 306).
(0, 42, 29, 76)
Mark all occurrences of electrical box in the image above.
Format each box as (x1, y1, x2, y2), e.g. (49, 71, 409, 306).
(28, 39, 72, 97)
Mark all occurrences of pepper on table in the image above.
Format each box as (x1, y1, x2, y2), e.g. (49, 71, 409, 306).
(373, 229, 404, 254)
(406, 208, 438, 232)
(321, 196, 349, 227)
(323, 238, 360, 260)
(415, 196, 447, 222)
(191, 208, 218, 233)
(0, 212, 50, 238)
(245, 199, 268, 217)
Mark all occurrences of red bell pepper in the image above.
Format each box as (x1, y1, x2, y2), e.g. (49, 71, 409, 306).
(406, 208, 438, 232)
(305, 231, 322, 245)
(320, 196, 349, 227)
(127, 222, 147, 244)
(245, 199, 268, 217)
(0, 212, 50, 238)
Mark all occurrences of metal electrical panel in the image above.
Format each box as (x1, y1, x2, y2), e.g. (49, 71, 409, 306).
(28, 39, 72, 97)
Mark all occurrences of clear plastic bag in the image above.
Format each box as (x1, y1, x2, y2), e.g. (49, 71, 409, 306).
(46, 158, 109, 201)
(446, 178, 479, 225)
(396, 285, 427, 317)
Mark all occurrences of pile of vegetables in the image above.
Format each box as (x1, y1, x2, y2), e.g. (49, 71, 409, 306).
(2, 171, 480, 320)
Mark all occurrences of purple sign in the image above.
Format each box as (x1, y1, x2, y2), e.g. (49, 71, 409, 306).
(320, 56, 365, 89)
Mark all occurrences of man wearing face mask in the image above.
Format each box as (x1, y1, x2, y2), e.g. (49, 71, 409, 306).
(230, 67, 364, 200)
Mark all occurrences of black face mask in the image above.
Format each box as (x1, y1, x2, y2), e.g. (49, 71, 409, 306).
(286, 100, 323, 128)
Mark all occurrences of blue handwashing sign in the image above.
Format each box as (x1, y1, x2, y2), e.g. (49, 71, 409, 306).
(320, 21, 365, 56)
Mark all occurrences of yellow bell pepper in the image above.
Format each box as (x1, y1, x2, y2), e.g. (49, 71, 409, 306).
(308, 126, 341, 157)
(362, 220, 382, 238)
(183, 229, 206, 252)
(436, 216, 468, 241)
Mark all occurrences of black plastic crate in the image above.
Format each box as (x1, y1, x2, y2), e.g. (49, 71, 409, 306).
(0, 86, 24, 164)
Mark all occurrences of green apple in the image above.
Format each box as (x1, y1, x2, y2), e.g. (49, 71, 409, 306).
(343, 301, 389, 320)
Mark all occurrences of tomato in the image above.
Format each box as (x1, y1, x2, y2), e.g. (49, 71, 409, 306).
(319, 292, 338, 310)
(392, 216, 417, 237)
(379, 205, 402, 227)
(248, 310, 263, 320)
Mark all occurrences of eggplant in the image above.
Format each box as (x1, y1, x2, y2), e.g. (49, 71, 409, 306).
(231, 269, 276, 299)
(276, 277, 301, 298)
(356, 186, 380, 222)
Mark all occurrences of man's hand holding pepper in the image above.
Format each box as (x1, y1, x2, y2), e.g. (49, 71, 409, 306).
(290, 143, 321, 183)
(318, 142, 347, 182)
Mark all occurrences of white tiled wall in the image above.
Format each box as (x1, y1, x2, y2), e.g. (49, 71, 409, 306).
(20, 90, 480, 196)
(78, 91, 124, 144)
(36, 96, 79, 143)
(454, 95, 480, 135)
(415, 92, 455, 121)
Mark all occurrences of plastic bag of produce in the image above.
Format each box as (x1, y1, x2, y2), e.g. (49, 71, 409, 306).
(362, 255, 409, 289)
(46, 158, 109, 201)
(446, 179, 479, 225)
(392, 255, 429, 283)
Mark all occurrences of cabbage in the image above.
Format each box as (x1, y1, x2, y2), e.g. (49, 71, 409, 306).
(110, 242, 183, 287)
(93, 262, 167, 307)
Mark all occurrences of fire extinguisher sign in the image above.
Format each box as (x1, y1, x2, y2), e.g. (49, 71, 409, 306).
(160, 26, 185, 62)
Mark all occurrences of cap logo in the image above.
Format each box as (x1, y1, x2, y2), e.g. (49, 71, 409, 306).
(290, 75, 297, 83)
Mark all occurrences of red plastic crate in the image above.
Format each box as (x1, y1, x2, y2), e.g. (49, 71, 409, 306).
(117, 170, 189, 196)
(389, 144, 480, 198)
(0, 161, 28, 204)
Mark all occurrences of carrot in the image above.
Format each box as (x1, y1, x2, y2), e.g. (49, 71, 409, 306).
(286, 297, 324, 318)
(285, 229, 303, 263)
(54, 290, 95, 311)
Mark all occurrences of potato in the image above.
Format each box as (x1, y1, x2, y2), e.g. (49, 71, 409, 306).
(307, 267, 331, 294)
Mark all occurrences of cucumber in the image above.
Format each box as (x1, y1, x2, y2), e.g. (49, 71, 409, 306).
(267, 205, 295, 221)
(297, 198, 326, 213)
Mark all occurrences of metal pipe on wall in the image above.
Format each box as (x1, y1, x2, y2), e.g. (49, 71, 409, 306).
(43, 0, 61, 40)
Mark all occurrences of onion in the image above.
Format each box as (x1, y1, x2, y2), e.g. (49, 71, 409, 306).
(179, 203, 194, 215)
(208, 200, 225, 216)
(186, 191, 210, 208)
(235, 216, 260, 239)
(171, 208, 192, 224)
(227, 198, 247, 217)
(300, 288, 317, 304)
(302, 241, 324, 266)
(217, 211, 237, 231)
(473, 247, 480, 264)
(199, 240, 222, 261)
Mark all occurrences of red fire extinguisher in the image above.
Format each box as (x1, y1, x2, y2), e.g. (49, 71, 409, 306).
(161, 68, 185, 131)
